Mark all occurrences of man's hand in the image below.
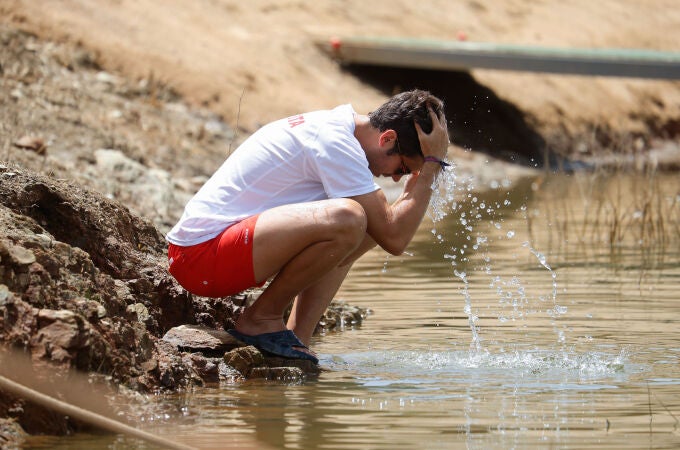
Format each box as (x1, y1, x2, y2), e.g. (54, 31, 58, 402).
(414, 106, 449, 161)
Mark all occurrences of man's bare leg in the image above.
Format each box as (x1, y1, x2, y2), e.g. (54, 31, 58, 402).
(233, 198, 367, 340)
(287, 235, 377, 345)
(287, 264, 352, 346)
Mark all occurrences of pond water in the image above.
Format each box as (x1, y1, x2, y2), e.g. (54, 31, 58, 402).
(28, 168, 680, 449)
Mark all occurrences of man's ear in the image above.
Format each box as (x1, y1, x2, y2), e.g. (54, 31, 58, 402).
(378, 129, 397, 148)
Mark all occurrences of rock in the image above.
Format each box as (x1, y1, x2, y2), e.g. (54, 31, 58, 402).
(316, 300, 371, 334)
(0, 418, 26, 448)
(162, 324, 239, 354)
(7, 244, 36, 266)
(140, 358, 158, 373)
(217, 360, 242, 382)
(222, 345, 265, 377)
(0, 165, 195, 333)
(0, 284, 10, 306)
(37, 309, 77, 326)
(13, 136, 46, 155)
(126, 303, 150, 323)
(261, 356, 321, 376)
(31, 310, 87, 364)
(186, 353, 220, 383)
(32, 321, 80, 362)
(74, 298, 107, 321)
(94, 71, 118, 85)
(222, 345, 321, 379)
(152, 340, 199, 390)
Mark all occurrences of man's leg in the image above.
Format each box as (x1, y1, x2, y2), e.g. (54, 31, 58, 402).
(233, 198, 367, 340)
(287, 234, 377, 345)
(287, 264, 352, 345)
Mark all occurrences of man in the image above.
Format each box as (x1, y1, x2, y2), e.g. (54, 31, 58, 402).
(166, 89, 449, 364)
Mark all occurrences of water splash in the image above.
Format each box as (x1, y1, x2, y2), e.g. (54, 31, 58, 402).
(521, 241, 568, 344)
(522, 241, 558, 305)
(428, 165, 569, 351)
(381, 255, 390, 273)
(491, 275, 529, 322)
(342, 347, 631, 384)
(427, 161, 458, 223)
(454, 269, 482, 352)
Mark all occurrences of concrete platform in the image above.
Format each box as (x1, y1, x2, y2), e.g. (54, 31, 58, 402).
(318, 36, 680, 79)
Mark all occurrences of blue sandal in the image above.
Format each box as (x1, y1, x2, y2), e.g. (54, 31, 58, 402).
(228, 329, 319, 364)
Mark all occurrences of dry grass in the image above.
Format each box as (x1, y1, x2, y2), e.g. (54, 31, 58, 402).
(528, 163, 679, 255)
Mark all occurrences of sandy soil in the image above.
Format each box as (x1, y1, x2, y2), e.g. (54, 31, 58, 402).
(3, 0, 679, 159)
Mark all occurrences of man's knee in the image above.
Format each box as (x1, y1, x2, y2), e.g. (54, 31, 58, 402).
(330, 199, 367, 243)
(337, 198, 367, 228)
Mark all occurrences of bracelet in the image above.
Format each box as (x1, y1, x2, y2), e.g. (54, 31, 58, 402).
(423, 156, 451, 170)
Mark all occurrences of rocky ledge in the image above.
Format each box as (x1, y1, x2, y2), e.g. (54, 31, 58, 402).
(0, 163, 369, 441)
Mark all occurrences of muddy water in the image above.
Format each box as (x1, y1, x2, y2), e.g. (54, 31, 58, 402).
(28, 171, 680, 449)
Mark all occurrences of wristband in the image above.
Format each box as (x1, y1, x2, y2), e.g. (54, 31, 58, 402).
(423, 156, 451, 170)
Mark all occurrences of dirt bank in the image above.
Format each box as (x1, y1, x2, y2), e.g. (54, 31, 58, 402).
(3, 0, 679, 164)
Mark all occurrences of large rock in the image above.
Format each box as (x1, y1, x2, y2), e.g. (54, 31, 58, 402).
(162, 324, 239, 355)
(223, 345, 321, 380)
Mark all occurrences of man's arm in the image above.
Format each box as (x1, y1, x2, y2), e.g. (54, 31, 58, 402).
(351, 108, 449, 255)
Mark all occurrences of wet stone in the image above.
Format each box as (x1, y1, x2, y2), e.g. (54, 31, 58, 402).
(263, 355, 321, 375)
(222, 345, 321, 379)
(223, 345, 265, 377)
(218, 360, 242, 382)
(249, 366, 305, 382)
(187, 353, 220, 383)
(30, 309, 96, 365)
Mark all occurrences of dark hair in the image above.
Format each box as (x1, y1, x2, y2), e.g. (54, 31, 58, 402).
(368, 89, 445, 157)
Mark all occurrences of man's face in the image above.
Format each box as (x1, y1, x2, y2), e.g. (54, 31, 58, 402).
(387, 153, 423, 182)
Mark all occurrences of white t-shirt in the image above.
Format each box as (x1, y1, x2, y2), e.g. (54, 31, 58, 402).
(166, 104, 380, 246)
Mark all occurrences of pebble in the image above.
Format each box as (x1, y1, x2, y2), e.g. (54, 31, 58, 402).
(13, 135, 46, 155)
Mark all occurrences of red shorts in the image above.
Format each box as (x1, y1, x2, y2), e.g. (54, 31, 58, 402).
(167, 214, 264, 297)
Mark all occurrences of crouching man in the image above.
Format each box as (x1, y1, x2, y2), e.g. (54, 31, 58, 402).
(166, 89, 450, 364)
